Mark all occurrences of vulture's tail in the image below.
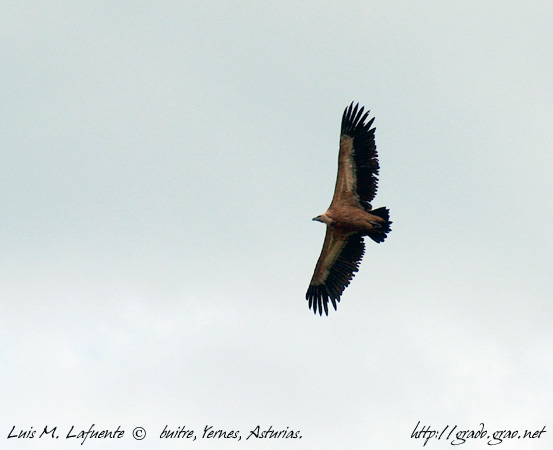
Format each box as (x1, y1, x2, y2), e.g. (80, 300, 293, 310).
(367, 207, 392, 243)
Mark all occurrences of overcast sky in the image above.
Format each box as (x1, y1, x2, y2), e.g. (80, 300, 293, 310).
(2, 1, 553, 449)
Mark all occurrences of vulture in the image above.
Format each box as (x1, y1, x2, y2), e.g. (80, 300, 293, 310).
(306, 102, 391, 315)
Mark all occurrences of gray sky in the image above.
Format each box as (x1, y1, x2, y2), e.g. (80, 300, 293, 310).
(2, 1, 553, 448)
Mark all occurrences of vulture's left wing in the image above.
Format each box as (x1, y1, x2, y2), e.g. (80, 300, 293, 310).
(331, 103, 379, 209)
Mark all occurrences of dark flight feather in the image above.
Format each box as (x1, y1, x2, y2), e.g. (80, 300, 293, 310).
(341, 102, 379, 206)
(305, 233, 365, 316)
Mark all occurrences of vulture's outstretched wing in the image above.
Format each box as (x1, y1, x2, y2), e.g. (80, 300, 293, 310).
(331, 102, 379, 210)
(306, 231, 365, 316)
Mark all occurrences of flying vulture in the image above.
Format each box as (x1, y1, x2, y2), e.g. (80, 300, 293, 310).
(306, 102, 391, 315)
